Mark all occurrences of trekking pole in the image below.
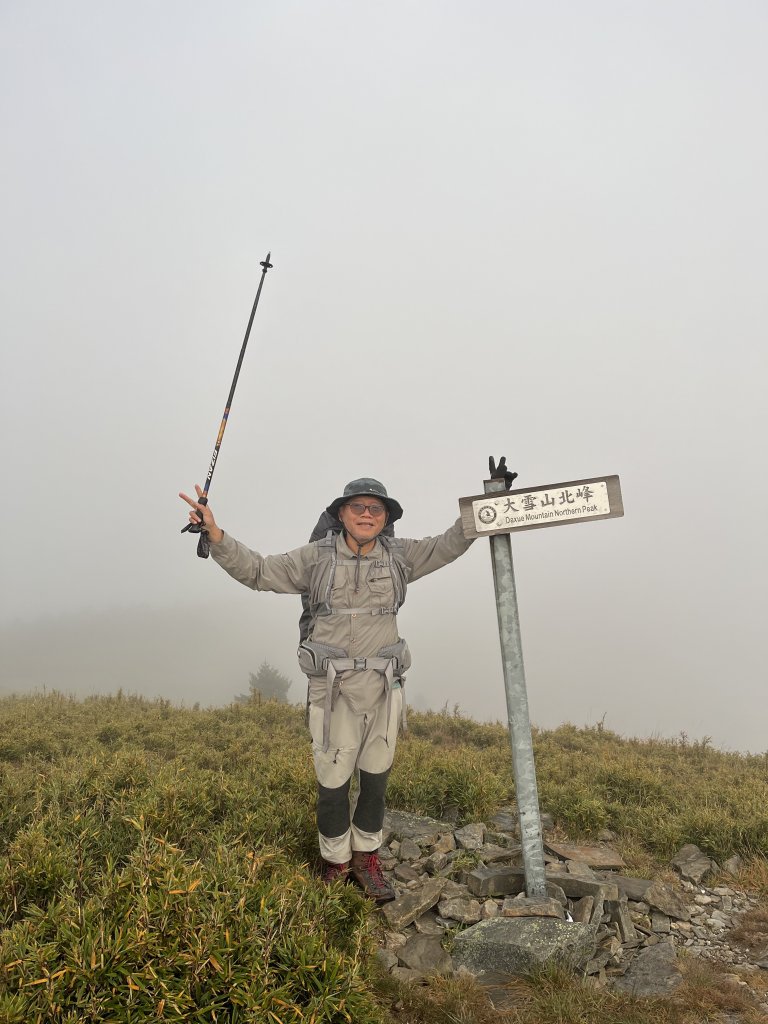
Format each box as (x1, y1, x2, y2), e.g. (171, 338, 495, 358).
(181, 252, 273, 558)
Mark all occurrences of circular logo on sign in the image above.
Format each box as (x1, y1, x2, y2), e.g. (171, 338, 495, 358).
(478, 505, 497, 525)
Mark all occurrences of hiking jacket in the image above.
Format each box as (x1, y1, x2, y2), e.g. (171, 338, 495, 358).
(210, 518, 473, 715)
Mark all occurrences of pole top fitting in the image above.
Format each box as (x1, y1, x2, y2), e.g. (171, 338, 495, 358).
(260, 252, 273, 270)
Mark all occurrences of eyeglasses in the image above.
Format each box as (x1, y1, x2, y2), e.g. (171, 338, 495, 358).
(345, 501, 387, 517)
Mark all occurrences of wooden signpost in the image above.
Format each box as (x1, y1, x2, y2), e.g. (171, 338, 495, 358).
(459, 471, 623, 898)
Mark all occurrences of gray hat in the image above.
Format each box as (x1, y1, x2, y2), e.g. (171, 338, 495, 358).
(326, 477, 403, 523)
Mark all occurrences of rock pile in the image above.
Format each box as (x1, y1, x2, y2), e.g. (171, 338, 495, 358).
(373, 808, 768, 1012)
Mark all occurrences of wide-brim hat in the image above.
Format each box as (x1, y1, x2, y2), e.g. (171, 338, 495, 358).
(326, 477, 403, 523)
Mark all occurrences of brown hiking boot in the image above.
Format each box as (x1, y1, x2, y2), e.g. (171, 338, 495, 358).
(321, 860, 349, 885)
(349, 850, 396, 903)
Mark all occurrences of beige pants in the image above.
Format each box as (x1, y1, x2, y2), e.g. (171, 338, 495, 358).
(308, 687, 402, 863)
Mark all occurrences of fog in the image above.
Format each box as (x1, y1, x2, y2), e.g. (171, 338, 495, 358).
(2, 2, 766, 752)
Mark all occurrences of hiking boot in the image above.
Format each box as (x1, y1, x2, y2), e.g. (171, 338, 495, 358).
(321, 860, 349, 885)
(349, 850, 396, 903)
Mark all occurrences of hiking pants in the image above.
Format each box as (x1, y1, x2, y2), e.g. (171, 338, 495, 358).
(308, 687, 403, 864)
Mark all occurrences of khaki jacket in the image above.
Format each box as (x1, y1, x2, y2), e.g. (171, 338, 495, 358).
(211, 518, 473, 714)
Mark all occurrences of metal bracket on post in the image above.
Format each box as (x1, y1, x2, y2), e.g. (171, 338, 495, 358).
(485, 476, 547, 898)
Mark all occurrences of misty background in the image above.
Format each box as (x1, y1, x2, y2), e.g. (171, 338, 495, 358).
(1, 2, 766, 752)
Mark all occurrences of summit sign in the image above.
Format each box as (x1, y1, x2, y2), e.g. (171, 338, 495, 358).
(459, 475, 623, 539)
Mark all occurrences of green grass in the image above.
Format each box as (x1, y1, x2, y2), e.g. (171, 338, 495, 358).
(0, 692, 766, 1022)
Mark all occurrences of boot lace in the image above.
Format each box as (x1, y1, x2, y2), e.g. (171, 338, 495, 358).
(363, 853, 386, 887)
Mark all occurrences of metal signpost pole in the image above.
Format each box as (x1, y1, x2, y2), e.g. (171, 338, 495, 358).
(484, 476, 548, 898)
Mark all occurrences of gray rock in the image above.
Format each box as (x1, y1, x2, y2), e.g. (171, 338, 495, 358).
(609, 898, 637, 943)
(547, 882, 568, 908)
(384, 809, 446, 846)
(481, 899, 500, 919)
(398, 837, 422, 861)
(611, 941, 683, 997)
(545, 841, 626, 870)
(413, 911, 445, 935)
(394, 863, 421, 884)
(438, 896, 483, 924)
(645, 882, 691, 922)
(390, 966, 425, 983)
(431, 833, 456, 855)
(651, 911, 670, 934)
(502, 895, 565, 920)
(466, 865, 617, 901)
(375, 948, 398, 971)
(572, 896, 594, 924)
(566, 860, 597, 880)
(452, 917, 597, 977)
(466, 866, 526, 897)
(381, 878, 446, 930)
(671, 844, 717, 885)
(594, 873, 652, 901)
(722, 854, 743, 877)
(424, 852, 449, 875)
(480, 843, 516, 863)
(398, 934, 452, 974)
(488, 809, 518, 832)
(455, 822, 486, 850)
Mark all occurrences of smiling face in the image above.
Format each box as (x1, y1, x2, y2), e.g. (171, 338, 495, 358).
(338, 496, 389, 549)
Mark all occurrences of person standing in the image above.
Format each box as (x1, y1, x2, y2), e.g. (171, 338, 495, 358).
(179, 476, 474, 901)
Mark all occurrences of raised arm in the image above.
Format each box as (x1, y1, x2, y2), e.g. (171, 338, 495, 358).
(400, 518, 474, 582)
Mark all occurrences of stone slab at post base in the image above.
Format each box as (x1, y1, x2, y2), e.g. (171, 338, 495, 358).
(452, 918, 597, 979)
(467, 865, 618, 902)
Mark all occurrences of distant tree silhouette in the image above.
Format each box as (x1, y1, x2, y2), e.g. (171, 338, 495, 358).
(236, 661, 292, 704)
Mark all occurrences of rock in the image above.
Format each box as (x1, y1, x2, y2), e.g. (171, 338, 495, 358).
(380, 878, 446, 930)
(452, 918, 597, 977)
(375, 948, 398, 971)
(671, 844, 717, 884)
(466, 865, 617, 902)
(438, 896, 482, 924)
(545, 842, 626, 870)
(609, 898, 637, 943)
(594, 873, 652, 901)
(488, 807, 517, 832)
(440, 879, 468, 899)
(566, 860, 597, 880)
(455, 823, 486, 850)
(645, 882, 691, 922)
(398, 837, 422, 861)
(398, 934, 452, 974)
(610, 942, 683, 997)
(651, 911, 670, 934)
(424, 852, 449, 875)
(413, 911, 445, 935)
(722, 854, 743, 877)
(394, 863, 421, 883)
(480, 843, 516, 863)
(466, 866, 526, 897)
(384, 931, 407, 951)
(481, 899, 500, 919)
(390, 966, 425, 983)
(572, 896, 594, 924)
(384, 809, 446, 846)
(431, 833, 456, 855)
(547, 882, 568, 908)
(501, 895, 565, 920)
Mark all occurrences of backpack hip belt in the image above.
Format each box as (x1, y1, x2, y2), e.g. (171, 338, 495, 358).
(298, 638, 410, 752)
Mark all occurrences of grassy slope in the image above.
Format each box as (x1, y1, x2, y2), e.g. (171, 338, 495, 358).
(0, 693, 766, 1023)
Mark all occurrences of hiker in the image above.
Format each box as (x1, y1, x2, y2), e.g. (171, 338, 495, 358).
(299, 508, 395, 643)
(179, 474, 499, 901)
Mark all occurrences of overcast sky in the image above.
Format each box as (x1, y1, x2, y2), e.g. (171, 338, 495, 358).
(1, 1, 766, 752)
